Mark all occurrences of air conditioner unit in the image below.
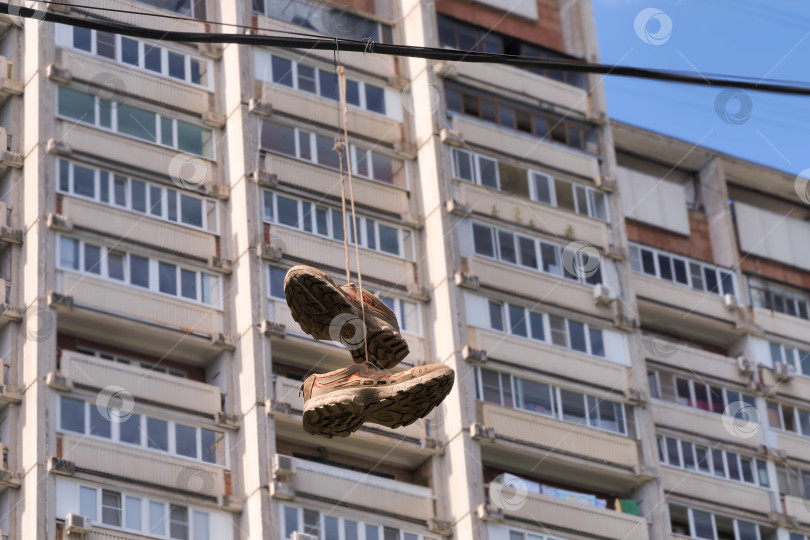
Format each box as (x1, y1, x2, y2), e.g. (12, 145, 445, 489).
(723, 294, 738, 311)
(736, 355, 754, 375)
(774, 362, 795, 381)
(273, 453, 296, 479)
(65, 513, 92, 534)
(291, 533, 318, 540)
(593, 283, 616, 306)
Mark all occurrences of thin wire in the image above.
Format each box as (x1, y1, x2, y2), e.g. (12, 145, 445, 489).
(6, 3, 810, 95)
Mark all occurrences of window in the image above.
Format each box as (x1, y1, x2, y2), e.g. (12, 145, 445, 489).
(57, 235, 220, 307)
(253, 0, 393, 43)
(471, 222, 602, 286)
(57, 86, 214, 158)
(267, 265, 287, 300)
(770, 341, 810, 377)
(262, 191, 412, 259)
(668, 503, 771, 540)
(378, 295, 421, 335)
(59, 398, 224, 465)
(750, 277, 810, 320)
(72, 482, 212, 537)
(281, 504, 436, 540)
(445, 82, 598, 154)
(629, 243, 736, 297)
(658, 434, 770, 488)
(255, 51, 389, 116)
(477, 367, 629, 435)
(649, 369, 754, 417)
(451, 149, 607, 221)
(261, 122, 404, 186)
(768, 401, 810, 438)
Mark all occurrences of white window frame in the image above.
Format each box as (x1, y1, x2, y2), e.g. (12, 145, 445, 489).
(57, 159, 218, 234)
(279, 503, 436, 540)
(667, 503, 765, 540)
(56, 86, 215, 159)
(56, 235, 222, 309)
(629, 243, 737, 298)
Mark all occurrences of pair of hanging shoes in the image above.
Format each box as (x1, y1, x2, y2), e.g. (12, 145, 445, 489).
(284, 265, 455, 438)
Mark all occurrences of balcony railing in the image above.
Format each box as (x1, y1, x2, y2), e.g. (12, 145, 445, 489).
(60, 350, 222, 415)
(273, 456, 433, 522)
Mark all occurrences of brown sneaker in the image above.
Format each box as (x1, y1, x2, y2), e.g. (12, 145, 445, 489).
(284, 265, 409, 369)
(300, 362, 455, 438)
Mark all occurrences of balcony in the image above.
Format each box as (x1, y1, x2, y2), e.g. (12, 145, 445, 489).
(0, 278, 21, 327)
(661, 467, 776, 516)
(0, 57, 21, 104)
(270, 375, 436, 468)
(773, 430, 810, 461)
(0, 443, 19, 489)
(60, 350, 222, 415)
(633, 274, 740, 345)
(58, 433, 226, 496)
(438, 60, 589, 116)
(649, 400, 754, 446)
(54, 123, 215, 188)
(54, 50, 209, 114)
(54, 272, 226, 365)
(270, 227, 415, 288)
(253, 16, 396, 80)
(492, 486, 649, 540)
(61, 197, 216, 261)
(640, 335, 744, 383)
(466, 254, 612, 319)
(750, 306, 810, 346)
(476, 401, 642, 492)
(259, 82, 402, 145)
(0, 128, 22, 174)
(69, 0, 206, 32)
(467, 327, 632, 394)
(262, 153, 410, 215)
(784, 495, 810, 525)
(271, 456, 434, 523)
(455, 180, 607, 248)
(445, 114, 600, 181)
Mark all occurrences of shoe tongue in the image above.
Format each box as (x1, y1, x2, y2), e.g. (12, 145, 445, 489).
(342, 284, 400, 329)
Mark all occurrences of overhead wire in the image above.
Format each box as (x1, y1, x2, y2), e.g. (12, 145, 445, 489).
(3, 2, 810, 96)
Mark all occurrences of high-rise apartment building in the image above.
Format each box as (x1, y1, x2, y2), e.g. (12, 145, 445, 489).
(0, 0, 807, 539)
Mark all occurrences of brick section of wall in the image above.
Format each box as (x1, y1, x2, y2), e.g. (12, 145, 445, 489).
(626, 211, 715, 263)
(437, 0, 565, 51)
(739, 255, 810, 290)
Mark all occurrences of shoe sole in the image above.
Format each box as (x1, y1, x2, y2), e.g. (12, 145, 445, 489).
(302, 369, 455, 438)
(284, 266, 409, 369)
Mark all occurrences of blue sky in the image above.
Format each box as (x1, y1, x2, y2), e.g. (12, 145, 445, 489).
(591, 0, 810, 175)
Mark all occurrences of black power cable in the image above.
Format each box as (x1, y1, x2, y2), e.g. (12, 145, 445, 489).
(2, 2, 810, 96)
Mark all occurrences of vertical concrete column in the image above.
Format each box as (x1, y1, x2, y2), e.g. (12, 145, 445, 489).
(399, 1, 485, 537)
(18, 17, 57, 540)
(218, 2, 276, 538)
(699, 157, 739, 269)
